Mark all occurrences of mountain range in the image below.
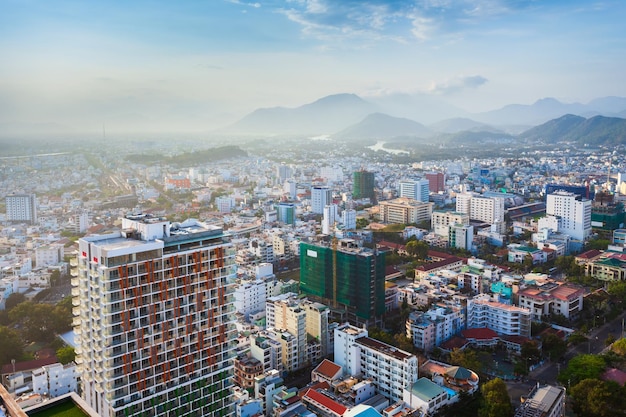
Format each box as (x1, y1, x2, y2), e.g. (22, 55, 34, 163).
(224, 93, 626, 145)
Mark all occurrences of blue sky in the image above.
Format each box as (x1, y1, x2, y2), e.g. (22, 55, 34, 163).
(1, 0, 625, 132)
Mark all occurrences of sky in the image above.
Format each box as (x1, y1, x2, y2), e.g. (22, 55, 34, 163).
(1, 0, 625, 133)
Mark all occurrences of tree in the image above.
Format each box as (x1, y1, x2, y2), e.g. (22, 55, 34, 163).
(0, 326, 23, 365)
(56, 346, 76, 364)
(612, 338, 626, 356)
(8, 302, 58, 343)
(5, 293, 26, 310)
(558, 354, 606, 386)
(541, 333, 567, 361)
(406, 240, 429, 260)
(449, 348, 482, 373)
(49, 270, 62, 287)
(356, 218, 370, 229)
(479, 378, 513, 417)
(570, 378, 624, 417)
(520, 341, 541, 366)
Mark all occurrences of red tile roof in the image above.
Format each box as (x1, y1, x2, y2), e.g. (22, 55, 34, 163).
(1, 357, 58, 375)
(439, 336, 469, 351)
(303, 388, 348, 415)
(313, 359, 342, 380)
(576, 249, 602, 260)
(461, 328, 498, 340)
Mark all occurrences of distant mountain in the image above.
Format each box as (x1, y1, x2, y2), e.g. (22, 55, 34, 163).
(367, 93, 469, 125)
(334, 113, 431, 140)
(518, 114, 626, 144)
(224, 93, 626, 136)
(225, 93, 377, 135)
(428, 117, 497, 134)
(473, 97, 626, 126)
(446, 130, 515, 145)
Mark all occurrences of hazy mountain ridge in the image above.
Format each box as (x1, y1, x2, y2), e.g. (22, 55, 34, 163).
(518, 114, 626, 145)
(227, 93, 626, 141)
(335, 113, 432, 140)
(225, 93, 377, 135)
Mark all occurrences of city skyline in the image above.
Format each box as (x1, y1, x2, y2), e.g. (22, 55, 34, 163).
(1, 0, 625, 133)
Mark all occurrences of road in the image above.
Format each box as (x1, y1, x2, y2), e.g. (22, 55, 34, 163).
(506, 310, 626, 405)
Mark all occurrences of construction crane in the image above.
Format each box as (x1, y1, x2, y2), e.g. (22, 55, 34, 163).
(332, 236, 338, 308)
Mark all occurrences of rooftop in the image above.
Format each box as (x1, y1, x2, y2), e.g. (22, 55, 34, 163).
(356, 337, 413, 361)
(408, 378, 446, 402)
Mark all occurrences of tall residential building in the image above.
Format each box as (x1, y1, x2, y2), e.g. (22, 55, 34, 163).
(425, 172, 445, 193)
(397, 179, 430, 202)
(74, 214, 237, 417)
(379, 198, 433, 225)
(353, 170, 376, 201)
(311, 186, 332, 214)
(546, 191, 592, 241)
(322, 204, 338, 235)
(342, 209, 356, 230)
(431, 211, 470, 237)
(470, 195, 505, 226)
(449, 224, 474, 250)
(277, 202, 296, 226)
(334, 323, 418, 403)
(276, 164, 293, 183)
(300, 240, 385, 327)
(6, 194, 37, 224)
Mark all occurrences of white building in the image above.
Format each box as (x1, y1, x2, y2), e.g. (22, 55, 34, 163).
(216, 196, 236, 213)
(449, 224, 474, 250)
(35, 244, 64, 268)
(406, 307, 465, 351)
(334, 323, 418, 403)
(311, 186, 332, 214)
(397, 180, 429, 203)
(546, 191, 592, 241)
(32, 362, 78, 398)
(467, 294, 531, 337)
(432, 211, 470, 237)
(342, 209, 357, 230)
(6, 194, 37, 224)
(379, 198, 433, 225)
(234, 278, 268, 321)
(514, 385, 566, 417)
(75, 214, 237, 417)
(322, 204, 338, 235)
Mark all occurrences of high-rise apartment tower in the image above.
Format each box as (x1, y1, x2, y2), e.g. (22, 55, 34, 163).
(74, 214, 237, 417)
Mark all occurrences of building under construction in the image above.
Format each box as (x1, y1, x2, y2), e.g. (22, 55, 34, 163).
(299, 239, 385, 327)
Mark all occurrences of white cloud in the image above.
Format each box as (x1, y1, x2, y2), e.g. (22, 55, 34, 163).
(427, 75, 488, 94)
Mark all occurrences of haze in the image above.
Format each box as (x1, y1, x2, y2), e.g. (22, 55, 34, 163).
(1, 0, 625, 135)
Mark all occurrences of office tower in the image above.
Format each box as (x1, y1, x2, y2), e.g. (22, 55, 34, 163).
(75, 214, 237, 417)
(342, 209, 356, 230)
(299, 240, 385, 327)
(216, 196, 235, 213)
(378, 198, 433, 225)
(276, 164, 292, 183)
(311, 186, 332, 214)
(353, 170, 376, 201)
(448, 224, 474, 250)
(425, 172, 445, 193)
(277, 202, 296, 226)
(545, 183, 591, 200)
(6, 194, 37, 224)
(546, 191, 592, 241)
(397, 179, 430, 202)
(470, 195, 505, 225)
(322, 204, 337, 235)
